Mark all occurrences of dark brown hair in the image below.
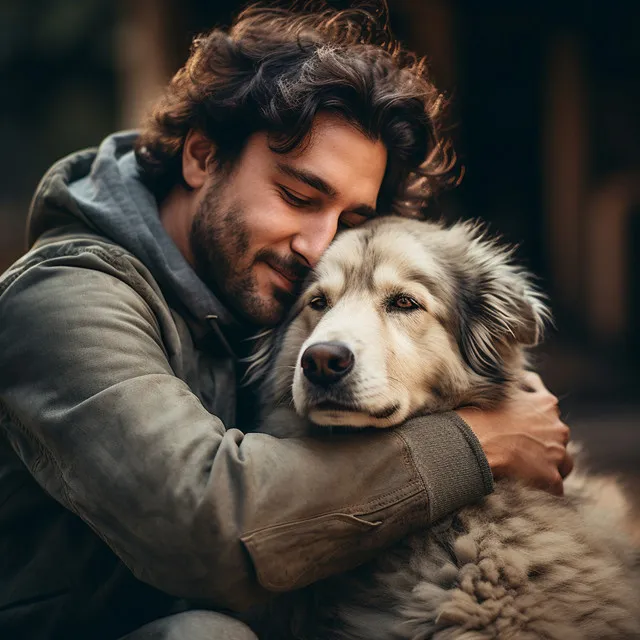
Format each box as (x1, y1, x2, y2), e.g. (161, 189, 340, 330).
(135, 3, 457, 216)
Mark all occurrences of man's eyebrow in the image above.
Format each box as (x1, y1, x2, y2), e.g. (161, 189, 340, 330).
(276, 162, 337, 197)
(350, 204, 377, 219)
(276, 162, 378, 218)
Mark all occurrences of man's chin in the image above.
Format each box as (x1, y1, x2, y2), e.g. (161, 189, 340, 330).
(237, 294, 289, 327)
(244, 277, 296, 326)
(213, 266, 296, 326)
(249, 309, 285, 328)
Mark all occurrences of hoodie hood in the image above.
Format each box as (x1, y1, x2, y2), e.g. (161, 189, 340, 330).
(27, 131, 243, 343)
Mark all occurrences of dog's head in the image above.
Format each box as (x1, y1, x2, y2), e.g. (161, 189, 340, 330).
(250, 216, 549, 428)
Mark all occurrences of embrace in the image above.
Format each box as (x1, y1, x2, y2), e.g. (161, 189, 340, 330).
(1, 4, 635, 640)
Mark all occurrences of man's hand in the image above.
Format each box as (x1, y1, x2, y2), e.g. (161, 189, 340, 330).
(457, 372, 572, 496)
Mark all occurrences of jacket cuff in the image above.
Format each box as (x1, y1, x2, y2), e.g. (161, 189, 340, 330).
(396, 411, 494, 523)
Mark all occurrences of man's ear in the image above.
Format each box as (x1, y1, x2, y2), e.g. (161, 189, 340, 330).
(183, 130, 215, 189)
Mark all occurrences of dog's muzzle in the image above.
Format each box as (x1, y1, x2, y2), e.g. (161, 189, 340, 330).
(301, 341, 354, 387)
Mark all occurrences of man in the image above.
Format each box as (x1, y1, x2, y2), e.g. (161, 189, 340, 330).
(0, 5, 571, 639)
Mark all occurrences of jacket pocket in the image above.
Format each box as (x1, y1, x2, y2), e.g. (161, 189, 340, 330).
(241, 512, 382, 591)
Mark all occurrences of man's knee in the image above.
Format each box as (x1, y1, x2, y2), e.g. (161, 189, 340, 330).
(119, 610, 258, 640)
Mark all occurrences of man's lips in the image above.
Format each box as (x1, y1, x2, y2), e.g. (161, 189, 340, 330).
(267, 263, 304, 292)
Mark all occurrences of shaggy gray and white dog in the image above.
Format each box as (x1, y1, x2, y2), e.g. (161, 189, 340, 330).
(248, 216, 640, 639)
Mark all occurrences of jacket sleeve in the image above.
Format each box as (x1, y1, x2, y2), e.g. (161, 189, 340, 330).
(0, 249, 493, 611)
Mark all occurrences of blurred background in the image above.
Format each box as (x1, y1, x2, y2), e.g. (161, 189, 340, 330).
(1, 0, 638, 486)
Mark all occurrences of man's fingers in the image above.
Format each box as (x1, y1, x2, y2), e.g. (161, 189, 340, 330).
(559, 450, 574, 478)
(547, 470, 565, 496)
(550, 477, 564, 496)
(534, 472, 564, 496)
(522, 371, 545, 392)
(521, 371, 559, 406)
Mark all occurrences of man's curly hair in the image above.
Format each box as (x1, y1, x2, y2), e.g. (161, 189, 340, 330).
(135, 2, 458, 216)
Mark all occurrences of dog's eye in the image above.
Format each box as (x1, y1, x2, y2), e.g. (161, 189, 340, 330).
(389, 295, 420, 311)
(309, 295, 328, 311)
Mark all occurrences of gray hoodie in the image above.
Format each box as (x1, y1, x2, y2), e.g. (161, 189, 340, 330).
(0, 132, 493, 639)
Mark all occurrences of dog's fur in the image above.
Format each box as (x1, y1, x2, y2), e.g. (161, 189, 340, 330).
(249, 216, 640, 639)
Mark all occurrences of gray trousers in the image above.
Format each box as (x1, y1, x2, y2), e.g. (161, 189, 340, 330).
(118, 610, 258, 640)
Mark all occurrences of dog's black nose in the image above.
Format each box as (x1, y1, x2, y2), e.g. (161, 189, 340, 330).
(301, 342, 354, 386)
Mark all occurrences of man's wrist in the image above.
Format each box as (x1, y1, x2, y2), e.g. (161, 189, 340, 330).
(455, 408, 505, 478)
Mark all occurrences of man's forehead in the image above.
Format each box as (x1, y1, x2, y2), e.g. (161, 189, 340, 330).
(273, 114, 387, 201)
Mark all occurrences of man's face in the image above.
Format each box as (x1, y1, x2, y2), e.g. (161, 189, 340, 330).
(189, 113, 388, 326)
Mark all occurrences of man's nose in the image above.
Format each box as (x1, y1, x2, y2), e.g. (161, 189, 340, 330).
(290, 214, 338, 268)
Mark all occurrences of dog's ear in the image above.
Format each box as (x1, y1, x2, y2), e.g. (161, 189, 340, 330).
(454, 241, 550, 379)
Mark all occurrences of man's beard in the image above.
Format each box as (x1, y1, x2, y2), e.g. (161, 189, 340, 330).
(189, 181, 309, 326)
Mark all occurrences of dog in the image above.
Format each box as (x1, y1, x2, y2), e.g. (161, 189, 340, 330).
(247, 216, 640, 639)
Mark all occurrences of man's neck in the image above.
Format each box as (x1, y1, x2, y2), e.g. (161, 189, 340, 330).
(159, 185, 196, 266)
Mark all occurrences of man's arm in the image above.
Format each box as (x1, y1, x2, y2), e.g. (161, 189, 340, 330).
(0, 248, 493, 610)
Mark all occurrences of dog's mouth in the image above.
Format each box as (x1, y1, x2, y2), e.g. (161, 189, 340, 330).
(307, 399, 401, 426)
